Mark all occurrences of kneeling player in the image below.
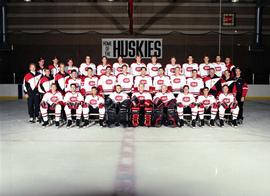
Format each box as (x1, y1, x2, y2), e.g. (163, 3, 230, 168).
(176, 85, 198, 128)
(217, 85, 239, 127)
(40, 83, 63, 127)
(82, 87, 105, 127)
(153, 85, 177, 127)
(131, 84, 153, 127)
(197, 87, 218, 127)
(106, 85, 131, 127)
(64, 83, 84, 128)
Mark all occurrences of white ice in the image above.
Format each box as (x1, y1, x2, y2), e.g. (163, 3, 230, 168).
(1, 100, 270, 196)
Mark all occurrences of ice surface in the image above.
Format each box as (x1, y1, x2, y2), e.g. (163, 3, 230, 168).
(1, 100, 270, 196)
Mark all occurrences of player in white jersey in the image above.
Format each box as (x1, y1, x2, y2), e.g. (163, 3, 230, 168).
(65, 70, 81, 92)
(130, 55, 146, 76)
(165, 56, 181, 76)
(131, 84, 153, 127)
(186, 69, 204, 97)
(217, 85, 239, 127)
(66, 59, 79, 75)
(64, 83, 84, 128)
(147, 55, 162, 77)
(98, 66, 116, 98)
(97, 56, 111, 77)
(113, 56, 129, 76)
(153, 67, 171, 92)
(116, 64, 134, 95)
(212, 55, 227, 77)
(182, 55, 199, 78)
(134, 67, 153, 92)
(81, 67, 99, 96)
(170, 66, 186, 96)
(197, 87, 218, 127)
(199, 55, 212, 78)
(153, 85, 177, 127)
(176, 85, 198, 128)
(106, 85, 131, 127)
(79, 56, 96, 76)
(82, 87, 105, 127)
(40, 83, 64, 127)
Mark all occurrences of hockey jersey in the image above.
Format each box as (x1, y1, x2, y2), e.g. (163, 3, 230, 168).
(199, 63, 213, 78)
(196, 94, 216, 107)
(170, 74, 186, 94)
(217, 93, 237, 106)
(153, 92, 175, 103)
(147, 63, 162, 77)
(134, 75, 153, 91)
(186, 77, 204, 96)
(165, 64, 181, 76)
(130, 62, 146, 76)
(212, 62, 227, 77)
(182, 63, 198, 78)
(176, 93, 196, 107)
(84, 94, 104, 108)
(117, 73, 134, 93)
(153, 75, 171, 92)
(42, 91, 64, 105)
(79, 63, 96, 76)
(66, 66, 79, 75)
(109, 92, 129, 103)
(113, 62, 129, 76)
(98, 74, 116, 95)
(132, 91, 152, 101)
(81, 76, 99, 95)
(64, 91, 84, 104)
(65, 77, 82, 92)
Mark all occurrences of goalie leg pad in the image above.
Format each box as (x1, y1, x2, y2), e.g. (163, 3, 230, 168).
(144, 107, 153, 127)
(131, 107, 140, 127)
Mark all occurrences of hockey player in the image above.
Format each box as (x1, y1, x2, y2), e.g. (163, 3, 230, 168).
(225, 57, 236, 78)
(82, 87, 105, 127)
(55, 63, 68, 94)
(176, 85, 198, 128)
(64, 83, 84, 128)
(153, 67, 171, 92)
(130, 55, 146, 76)
(204, 68, 222, 97)
(106, 85, 131, 127)
(38, 68, 54, 97)
(131, 84, 153, 127)
(217, 85, 239, 127)
(23, 63, 42, 123)
(212, 55, 227, 77)
(170, 66, 186, 96)
(199, 55, 212, 78)
(116, 64, 134, 95)
(113, 56, 129, 76)
(186, 69, 204, 97)
(182, 55, 198, 78)
(40, 83, 64, 127)
(147, 55, 162, 77)
(197, 87, 218, 127)
(81, 67, 98, 96)
(65, 70, 81, 92)
(79, 56, 96, 77)
(134, 67, 153, 92)
(153, 85, 177, 127)
(37, 57, 45, 75)
(165, 56, 181, 76)
(97, 56, 111, 77)
(98, 66, 116, 99)
(65, 59, 79, 75)
(221, 70, 236, 94)
(234, 67, 248, 123)
(48, 56, 59, 77)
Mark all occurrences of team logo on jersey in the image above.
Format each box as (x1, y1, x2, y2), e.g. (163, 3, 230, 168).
(117, 67, 122, 72)
(135, 67, 142, 71)
(140, 80, 147, 84)
(138, 96, 145, 100)
(190, 82, 198, 87)
(170, 68, 175, 73)
(106, 79, 113, 85)
(215, 66, 221, 71)
(50, 96, 59, 103)
(101, 69, 106, 74)
(186, 67, 194, 72)
(161, 96, 168, 101)
(90, 99, 97, 105)
(89, 81, 96, 86)
(223, 98, 230, 103)
(70, 97, 78, 102)
(115, 95, 123, 102)
(183, 97, 190, 102)
(123, 78, 130, 83)
(203, 100, 210, 105)
(173, 78, 181, 83)
(204, 66, 210, 70)
(152, 67, 158, 71)
(157, 80, 164, 85)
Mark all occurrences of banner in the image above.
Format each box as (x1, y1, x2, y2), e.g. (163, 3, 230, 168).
(102, 38, 163, 59)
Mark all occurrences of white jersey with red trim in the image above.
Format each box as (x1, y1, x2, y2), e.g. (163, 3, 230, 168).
(197, 94, 216, 107)
(98, 75, 116, 95)
(165, 64, 181, 76)
(81, 76, 98, 95)
(42, 91, 63, 105)
(117, 73, 134, 93)
(217, 93, 236, 105)
(147, 63, 162, 77)
(182, 63, 198, 78)
(49, 65, 60, 77)
(153, 92, 175, 103)
(79, 63, 96, 76)
(211, 62, 227, 77)
(176, 93, 196, 106)
(130, 62, 146, 76)
(109, 92, 129, 103)
(170, 74, 187, 94)
(199, 63, 213, 78)
(132, 91, 152, 101)
(96, 64, 111, 76)
(186, 77, 204, 96)
(64, 91, 84, 103)
(113, 63, 129, 76)
(84, 94, 104, 109)
(134, 75, 153, 91)
(66, 66, 79, 75)
(153, 75, 171, 91)
(65, 77, 81, 92)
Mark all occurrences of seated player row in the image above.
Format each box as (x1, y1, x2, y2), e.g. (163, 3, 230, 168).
(40, 82, 240, 128)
